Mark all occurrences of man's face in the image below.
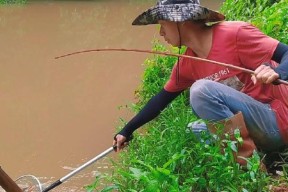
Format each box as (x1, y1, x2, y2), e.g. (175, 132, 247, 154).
(159, 20, 180, 47)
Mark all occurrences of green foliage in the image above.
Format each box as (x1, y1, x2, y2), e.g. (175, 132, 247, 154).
(221, 0, 279, 21)
(109, 118, 268, 191)
(0, 0, 26, 4)
(252, 0, 288, 43)
(85, 175, 119, 192)
(221, 0, 288, 43)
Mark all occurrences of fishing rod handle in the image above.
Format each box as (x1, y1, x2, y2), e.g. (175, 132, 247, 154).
(42, 180, 62, 192)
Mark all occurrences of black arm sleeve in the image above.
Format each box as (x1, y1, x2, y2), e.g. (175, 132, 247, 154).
(272, 42, 288, 80)
(117, 88, 183, 138)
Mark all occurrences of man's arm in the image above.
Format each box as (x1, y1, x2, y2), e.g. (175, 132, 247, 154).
(254, 42, 288, 84)
(273, 42, 288, 80)
(114, 88, 183, 151)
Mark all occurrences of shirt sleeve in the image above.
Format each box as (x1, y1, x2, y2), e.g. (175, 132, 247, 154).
(273, 42, 288, 80)
(117, 88, 182, 138)
(236, 23, 279, 70)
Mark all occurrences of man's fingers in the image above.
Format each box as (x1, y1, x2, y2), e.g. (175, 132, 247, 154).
(123, 142, 129, 147)
(251, 75, 257, 85)
(255, 65, 270, 77)
(113, 134, 127, 152)
(258, 70, 279, 84)
(254, 65, 279, 84)
(266, 73, 279, 84)
(258, 71, 271, 83)
(254, 64, 267, 74)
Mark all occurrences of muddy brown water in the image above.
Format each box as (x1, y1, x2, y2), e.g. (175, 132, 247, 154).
(0, 1, 223, 191)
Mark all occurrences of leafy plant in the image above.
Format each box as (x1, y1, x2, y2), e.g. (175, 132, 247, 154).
(85, 175, 119, 192)
(251, 0, 288, 43)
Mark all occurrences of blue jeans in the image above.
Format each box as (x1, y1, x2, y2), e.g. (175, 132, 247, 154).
(189, 79, 284, 151)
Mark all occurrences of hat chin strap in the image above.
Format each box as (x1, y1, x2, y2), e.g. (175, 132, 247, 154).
(176, 22, 182, 48)
(176, 22, 182, 85)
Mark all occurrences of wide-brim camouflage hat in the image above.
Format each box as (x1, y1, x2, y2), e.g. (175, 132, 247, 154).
(132, 0, 225, 25)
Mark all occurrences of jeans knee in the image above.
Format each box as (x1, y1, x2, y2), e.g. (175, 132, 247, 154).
(190, 80, 215, 105)
(190, 80, 217, 118)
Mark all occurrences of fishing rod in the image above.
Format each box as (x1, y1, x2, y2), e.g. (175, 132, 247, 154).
(10, 146, 116, 192)
(42, 146, 115, 192)
(54, 48, 288, 86)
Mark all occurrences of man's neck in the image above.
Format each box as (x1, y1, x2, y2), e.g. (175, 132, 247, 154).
(181, 23, 213, 58)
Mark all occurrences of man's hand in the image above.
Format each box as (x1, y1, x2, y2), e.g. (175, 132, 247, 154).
(252, 64, 280, 84)
(113, 134, 128, 152)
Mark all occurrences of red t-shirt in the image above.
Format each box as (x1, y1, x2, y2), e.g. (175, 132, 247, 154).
(164, 21, 288, 143)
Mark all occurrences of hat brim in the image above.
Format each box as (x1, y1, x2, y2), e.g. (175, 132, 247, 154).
(132, 3, 225, 25)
